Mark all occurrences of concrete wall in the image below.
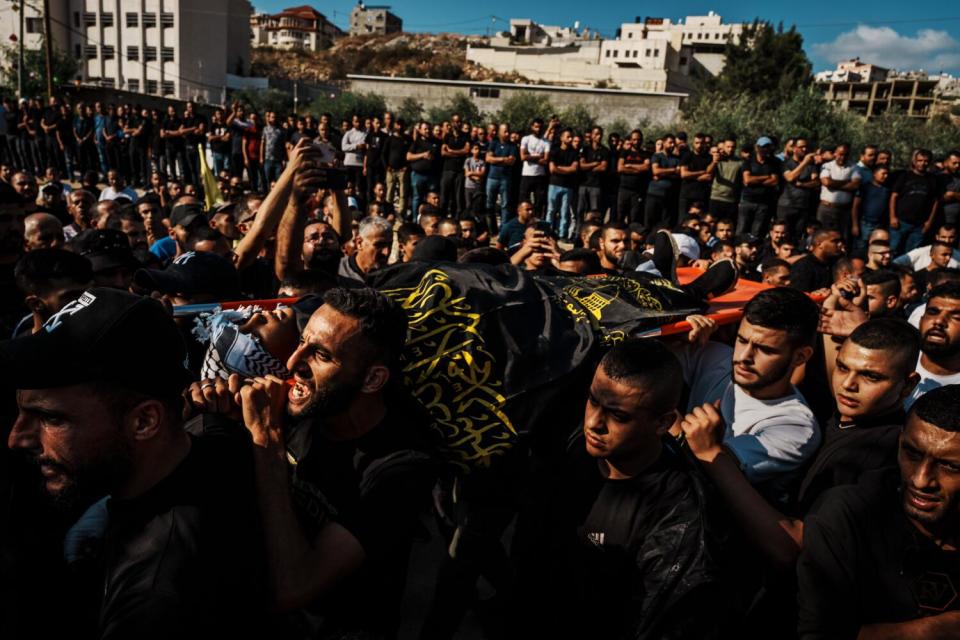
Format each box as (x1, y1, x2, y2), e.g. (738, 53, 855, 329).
(346, 75, 684, 127)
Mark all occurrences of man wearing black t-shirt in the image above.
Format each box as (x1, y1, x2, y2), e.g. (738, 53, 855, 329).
(440, 119, 470, 216)
(679, 133, 713, 218)
(798, 385, 960, 638)
(364, 115, 389, 206)
(617, 130, 650, 224)
(791, 228, 844, 292)
(383, 119, 411, 217)
(777, 137, 820, 241)
(577, 126, 609, 218)
(226, 288, 436, 638)
(2, 288, 270, 637)
(646, 133, 681, 229)
(180, 101, 206, 187)
(738, 137, 780, 237)
(890, 149, 939, 255)
(161, 105, 185, 182)
(534, 340, 725, 639)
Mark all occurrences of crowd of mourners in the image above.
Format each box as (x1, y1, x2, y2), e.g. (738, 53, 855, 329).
(2, 93, 960, 640)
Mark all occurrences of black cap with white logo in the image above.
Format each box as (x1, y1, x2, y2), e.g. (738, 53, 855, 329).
(133, 251, 241, 300)
(0, 288, 192, 395)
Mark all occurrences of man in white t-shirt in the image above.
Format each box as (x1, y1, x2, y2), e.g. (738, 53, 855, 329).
(906, 282, 960, 410)
(518, 118, 550, 217)
(893, 223, 960, 271)
(817, 143, 861, 242)
(672, 287, 820, 502)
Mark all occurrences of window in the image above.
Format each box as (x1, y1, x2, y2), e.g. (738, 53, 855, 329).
(633, 50, 638, 58)
(73, 11, 80, 27)
(126, 13, 138, 28)
(84, 45, 97, 59)
(161, 81, 174, 95)
(74, 44, 81, 59)
(102, 45, 114, 59)
(161, 47, 174, 62)
(143, 12, 156, 28)
(144, 46, 157, 61)
(127, 79, 139, 92)
(126, 46, 139, 61)
(83, 12, 96, 27)
(99, 78, 114, 88)
(612, 50, 618, 58)
(680, 56, 688, 65)
(470, 86, 500, 99)
(101, 12, 113, 27)
(25, 17, 42, 34)
(160, 12, 174, 28)
(654, 49, 660, 57)
(146, 80, 158, 94)
(645, 49, 651, 56)
(605, 50, 610, 58)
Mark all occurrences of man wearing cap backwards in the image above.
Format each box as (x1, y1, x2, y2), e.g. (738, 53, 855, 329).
(818, 142, 861, 243)
(738, 137, 781, 238)
(2, 288, 270, 637)
(70, 228, 140, 290)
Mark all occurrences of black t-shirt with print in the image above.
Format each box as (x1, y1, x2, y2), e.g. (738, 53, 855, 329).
(618, 147, 649, 192)
(549, 146, 580, 188)
(580, 144, 610, 189)
(893, 171, 938, 225)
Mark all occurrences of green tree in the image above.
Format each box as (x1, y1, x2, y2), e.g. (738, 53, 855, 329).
(228, 87, 293, 115)
(308, 91, 387, 122)
(558, 104, 597, 135)
(396, 96, 423, 123)
(427, 92, 483, 123)
(707, 20, 812, 98)
(496, 92, 554, 133)
(604, 117, 631, 137)
(0, 41, 78, 98)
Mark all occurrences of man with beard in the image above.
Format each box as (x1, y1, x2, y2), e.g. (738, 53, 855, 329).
(597, 222, 627, 272)
(790, 229, 844, 293)
(198, 287, 436, 638)
(2, 288, 269, 637)
(906, 283, 960, 410)
(681, 318, 921, 571)
(676, 287, 820, 503)
(301, 220, 342, 275)
(338, 216, 392, 283)
(734, 233, 761, 282)
(798, 385, 960, 637)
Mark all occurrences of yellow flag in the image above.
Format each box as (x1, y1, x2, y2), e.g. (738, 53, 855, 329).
(199, 144, 223, 211)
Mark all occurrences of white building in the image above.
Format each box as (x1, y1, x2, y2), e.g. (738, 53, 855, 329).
(467, 12, 743, 93)
(251, 5, 343, 51)
(0, 0, 253, 103)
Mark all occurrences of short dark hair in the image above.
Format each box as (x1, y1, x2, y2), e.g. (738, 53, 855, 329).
(599, 339, 683, 414)
(601, 222, 627, 236)
(928, 268, 960, 289)
(397, 222, 424, 245)
(761, 258, 790, 274)
(458, 246, 510, 265)
(861, 268, 901, 298)
(279, 269, 337, 296)
(559, 248, 602, 274)
(910, 384, 960, 432)
(323, 287, 408, 369)
(848, 318, 920, 376)
(928, 281, 960, 303)
(743, 287, 819, 347)
(15, 249, 92, 296)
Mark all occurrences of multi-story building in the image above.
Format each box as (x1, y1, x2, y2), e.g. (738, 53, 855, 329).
(816, 59, 942, 119)
(466, 12, 743, 94)
(815, 58, 890, 84)
(349, 2, 401, 37)
(0, 0, 252, 103)
(251, 5, 343, 51)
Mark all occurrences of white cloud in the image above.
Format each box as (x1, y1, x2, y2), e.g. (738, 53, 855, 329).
(811, 26, 960, 73)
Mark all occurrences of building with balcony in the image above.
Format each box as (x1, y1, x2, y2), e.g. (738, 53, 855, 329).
(349, 2, 401, 36)
(251, 5, 343, 51)
(819, 77, 939, 119)
(466, 12, 743, 94)
(0, 0, 252, 103)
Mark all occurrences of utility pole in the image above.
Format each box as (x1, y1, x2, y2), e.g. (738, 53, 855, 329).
(17, 0, 24, 99)
(42, 0, 53, 99)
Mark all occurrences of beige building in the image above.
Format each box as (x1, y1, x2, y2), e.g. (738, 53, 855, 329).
(819, 77, 940, 119)
(0, 0, 252, 103)
(349, 2, 401, 36)
(815, 58, 890, 83)
(251, 5, 343, 51)
(346, 74, 686, 127)
(467, 12, 743, 93)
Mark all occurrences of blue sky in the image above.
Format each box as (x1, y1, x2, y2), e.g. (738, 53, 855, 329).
(254, 1, 960, 75)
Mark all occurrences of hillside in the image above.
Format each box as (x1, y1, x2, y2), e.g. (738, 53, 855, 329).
(250, 32, 530, 85)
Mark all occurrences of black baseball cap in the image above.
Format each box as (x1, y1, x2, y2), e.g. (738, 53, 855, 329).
(133, 250, 241, 299)
(170, 203, 207, 228)
(71, 228, 139, 273)
(734, 233, 760, 247)
(0, 288, 191, 396)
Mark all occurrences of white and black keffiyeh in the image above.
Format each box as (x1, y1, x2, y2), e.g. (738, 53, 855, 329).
(194, 309, 289, 380)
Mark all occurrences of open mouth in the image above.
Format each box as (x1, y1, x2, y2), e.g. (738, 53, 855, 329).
(906, 489, 942, 511)
(288, 378, 313, 405)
